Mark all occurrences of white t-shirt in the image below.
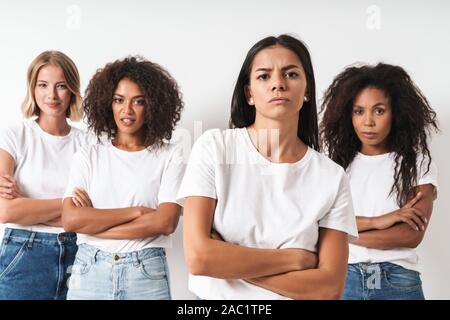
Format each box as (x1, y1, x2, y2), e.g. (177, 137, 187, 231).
(347, 152, 438, 272)
(63, 141, 185, 253)
(177, 128, 358, 300)
(0, 119, 92, 234)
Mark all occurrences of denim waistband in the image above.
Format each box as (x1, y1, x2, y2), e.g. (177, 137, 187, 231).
(348, 262, 417, 273)
(77, 243, 166, 265)
(2, 227, 77, 246)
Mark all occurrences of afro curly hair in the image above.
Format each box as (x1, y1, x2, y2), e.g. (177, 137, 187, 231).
(83, 56, 183, 149)
(320, 63, 439, 206)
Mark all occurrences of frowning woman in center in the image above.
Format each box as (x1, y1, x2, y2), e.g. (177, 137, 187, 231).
(178, 35, 358, 300)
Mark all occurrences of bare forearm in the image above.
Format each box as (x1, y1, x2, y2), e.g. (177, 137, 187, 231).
(43, 217, 62, 227)
(352, 223, 422, 249)
(356, 216, 377, 232)
(248, 268, 344, 300)
(187, 240, 308, 279)
(62, 204, 142, 235)
(94, 210, 174, 239)
(247, 229, 349, 300)
(184, 196, 312, 280)
(0, 198, 61, 225)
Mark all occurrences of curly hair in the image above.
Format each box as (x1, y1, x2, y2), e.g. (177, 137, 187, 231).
(83, 56, 183, 149)
(320, 63, 438, 206)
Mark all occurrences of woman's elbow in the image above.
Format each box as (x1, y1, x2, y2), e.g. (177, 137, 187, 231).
(405, 232, 425, 248)
(289, 283, 343, 300)
(61, 208, 79, 232)
(327, 272, 347, 300)
(322, 283, 345, 300)
(0, 201, 13, 223)
(161, 214, 180, 236)
(307, 283, 344, 300)
(185, 244, 210, 276)
(61, 217, 76, 232)
(0, 212, 10, 224)
(313, 271, 346, 300)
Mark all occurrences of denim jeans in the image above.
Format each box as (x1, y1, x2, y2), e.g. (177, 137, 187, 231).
(0, 227, 78, 300)
(67, 243, 171, 300)
(342, 262, 425, 300)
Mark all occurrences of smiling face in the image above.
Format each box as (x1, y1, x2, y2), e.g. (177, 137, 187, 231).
(352, 86, 393, 155)
(112, 78, 146, 138)
(34, 63, 72, 118)
(245, 45, 308, 122)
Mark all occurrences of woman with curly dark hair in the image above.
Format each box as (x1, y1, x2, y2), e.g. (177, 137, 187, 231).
(61, 56, 185, 300)
(321, 63, 439, 300)
(178, 35, 357, 300)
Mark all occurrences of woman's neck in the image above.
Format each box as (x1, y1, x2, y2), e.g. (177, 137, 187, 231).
(248, 116, 307, 163)
(360, 143, 389, 156)
(36, 115, 70, 136)
(113, 132, 146, 151)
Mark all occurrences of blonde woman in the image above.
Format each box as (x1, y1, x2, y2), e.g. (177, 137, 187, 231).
(0, 51, 91, 299)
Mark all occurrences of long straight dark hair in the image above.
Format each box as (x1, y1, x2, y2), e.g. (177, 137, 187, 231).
(229, 34, 319, 151)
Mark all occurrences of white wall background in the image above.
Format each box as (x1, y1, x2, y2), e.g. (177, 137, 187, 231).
(0, 0, 449, 299)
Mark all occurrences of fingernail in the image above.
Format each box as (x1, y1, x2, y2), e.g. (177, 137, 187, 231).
(425, 218, 428, 223)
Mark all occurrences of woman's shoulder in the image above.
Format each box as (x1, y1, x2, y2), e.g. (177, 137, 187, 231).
(75, 139, 108, 158)
(197, 128, 229, 140)
(195, 127, 245, 146)
(69, 125, 97, 143)
(0, 120, 37, 146)
(415, 153, 438, 185)
(1, 120, 30, 135)
(153, 141, 183, 159)
(191, 128, 227, 148)
(309, 148, 346, 175)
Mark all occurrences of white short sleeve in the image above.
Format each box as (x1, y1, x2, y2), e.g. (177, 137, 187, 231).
(63, 147, 91, 200)
(417, 156, 438, 198)
(176, 130, 218, 206)
(318, 169, 358, 240)
(157, 145, 186, 205)
(0, 126, 18, 161)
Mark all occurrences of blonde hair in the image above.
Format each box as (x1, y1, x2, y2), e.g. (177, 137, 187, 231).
(21, 51, 83, 121)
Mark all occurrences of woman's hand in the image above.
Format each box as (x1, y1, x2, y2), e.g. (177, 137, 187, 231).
(374, 192, 427, 231)
(71, 188, 93, 208)
(0, 174, 24, 199)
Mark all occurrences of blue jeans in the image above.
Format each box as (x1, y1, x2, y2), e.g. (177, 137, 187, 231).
(0, 228, 78, 300)
(342, 262, 425, 300)
(67, 243, 171, 300)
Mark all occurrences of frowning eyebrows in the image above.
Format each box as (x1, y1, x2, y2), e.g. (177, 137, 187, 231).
(255, 64, 302, 72)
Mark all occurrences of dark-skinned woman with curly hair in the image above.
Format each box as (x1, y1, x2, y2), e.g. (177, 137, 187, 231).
(320, 63, 439, 300)
(61, 56, 185, 300)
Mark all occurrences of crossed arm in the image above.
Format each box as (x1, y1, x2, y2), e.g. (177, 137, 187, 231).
(183, 196, 349, 299)
(62, 188, 181, 239)
(0, 149, 62, 226)
(352, 184, 435, 249)
(0, 147, 181, 238)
